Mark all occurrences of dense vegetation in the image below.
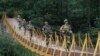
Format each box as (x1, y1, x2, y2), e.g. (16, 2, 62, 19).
(0, 0, 99, 43)
(0, 0, 99, 32)
(0, 0, 99, 55)
(0, 22, 38, 56)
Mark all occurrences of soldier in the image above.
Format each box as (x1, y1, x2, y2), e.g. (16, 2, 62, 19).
(27, 21, 34, 41)
(42, 21, 52, 46)
(60, 19, 72, 51)
(22, 19, 27, 35)
(16, 15, 22, 29)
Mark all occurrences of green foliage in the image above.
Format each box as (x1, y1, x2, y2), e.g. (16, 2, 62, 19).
(0, 0, 99, 33)
(0, 0, 99, 54)
(0, 25, 38, 56)
(0, 32, 38, 56)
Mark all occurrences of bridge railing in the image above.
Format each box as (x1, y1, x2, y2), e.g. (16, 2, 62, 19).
(2, 14, 100, 56)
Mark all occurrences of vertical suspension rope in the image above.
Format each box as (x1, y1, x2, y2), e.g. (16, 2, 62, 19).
(80, 33, 88, 56)
(68, 33, 76, 56)
(78, 32, 83, 47)
(93, 32, 100, 56)
(60, 35, 67, 56)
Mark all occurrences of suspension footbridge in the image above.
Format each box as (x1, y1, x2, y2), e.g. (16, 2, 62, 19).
(2, 14, 100, 56)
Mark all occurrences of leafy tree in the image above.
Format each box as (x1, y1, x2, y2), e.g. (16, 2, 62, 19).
(0, 0, 99, 33)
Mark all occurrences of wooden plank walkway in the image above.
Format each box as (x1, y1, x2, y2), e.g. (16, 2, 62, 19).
(4, 18, 99, 56)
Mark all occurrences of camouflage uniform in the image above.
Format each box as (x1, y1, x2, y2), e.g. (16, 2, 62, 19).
(42, 22, 52, 46)
(22, 19, 27, 35)
(16, 15, 22, 29)
(60, 19, 72, 50)
(27, 21, 34, 41)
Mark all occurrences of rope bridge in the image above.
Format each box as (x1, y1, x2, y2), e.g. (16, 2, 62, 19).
(2, 14, 100, 56)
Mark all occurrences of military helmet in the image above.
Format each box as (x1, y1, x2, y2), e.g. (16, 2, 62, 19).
(29, 21, 31, 22)
(64, 19, 68, 22)
(17, 17, 20, 20)
(29, 21, 31, 23)
(44, 21, 48, 24)
(23, 19, 26, 21)
(17, 15, 21, 18)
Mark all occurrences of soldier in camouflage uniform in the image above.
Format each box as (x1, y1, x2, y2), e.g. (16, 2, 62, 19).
(16, 15, 22, 29)
(60, 19, 72, 50)
(27, 21, 34, 41)
(22, 19, 27, 35)
(42, 21, 52, 46)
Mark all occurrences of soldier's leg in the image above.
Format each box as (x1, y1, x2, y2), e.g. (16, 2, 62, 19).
(46, 33, 49, 46)
(60, 32, 64, 42)
(63, 35, 69, 51)
(19, 24, 21, 30)
(30, 30, 33, 37)
(30, 29, 33, 41)
(67, 36, 71, 51)
(24, 27, 26, 35)
(19, 26, 20, 29)
(46, 33, 48, 46)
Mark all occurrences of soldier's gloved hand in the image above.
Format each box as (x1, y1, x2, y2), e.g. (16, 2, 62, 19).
(69, 30, 72, 33)
(60, 30, 64, 33)
(42, 28, 44, 31)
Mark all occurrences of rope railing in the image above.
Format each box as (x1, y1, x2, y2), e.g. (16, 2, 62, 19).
(2, 14, 100, 56)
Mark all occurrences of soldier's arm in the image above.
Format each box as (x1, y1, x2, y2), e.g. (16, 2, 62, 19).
(42, 26, 45, 31)
(69, 25, 73, 33)
(60, 26, 63, 31)
(49, 25, 52, 30)
(60, 25, 64, 32)
(69, 30, 72, 33)
(32, 26, 35, 31)
(49, 25, 52, 33)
